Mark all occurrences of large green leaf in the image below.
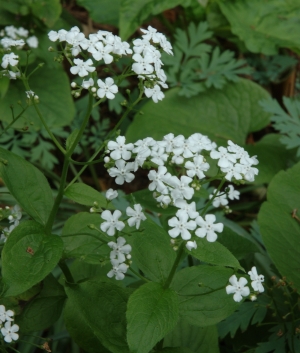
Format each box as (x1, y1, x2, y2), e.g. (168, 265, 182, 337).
(61, 212, 110, 264)
(164, 319, 219, 353)
(31, 0, 62, 27)
(64, 183, 111, 209)
(189, 237, 243, 270)
(217, 0, 300, 55)
(119, 0, 192, 39)
(130, 218, 176, 282)
(2, 221, 63, 297)
(77, 0, 120, 26)
(64, 280, 129, 353)
(258, 161, 300, 291)
(0, 147, 53, 225)
(16, 274, 66, 332)
(127, 282, 179, 353)
(244, 134, 296, 184)
(126, 81, 270, 146)
(171, 265, 239, 327)
(0, 66, 75, 129)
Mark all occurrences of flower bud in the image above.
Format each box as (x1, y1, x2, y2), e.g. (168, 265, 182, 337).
(91, 87, 96, 92)
(104, 156, 110, 163)
(71, 82, 77, 88)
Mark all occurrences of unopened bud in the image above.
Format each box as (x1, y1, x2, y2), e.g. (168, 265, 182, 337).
(74, 92, 80, 98)
(71, 82, 77, 88)
(91, 87, 96, 92)
(104, 156, 110, 163)
(88, 224, 97, 229)
(126, 254, 131, 260)
(48, 46, 54, 52)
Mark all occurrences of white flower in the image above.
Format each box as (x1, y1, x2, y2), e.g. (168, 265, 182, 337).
(150, 145, 168, 166)
(210, 146, 237, 168)
(185, 155, 209, 179)
(133, 137, 156, 157)
(25, 90, 35, 98)
(226, 275, 250, 302)
(0, 221, 19, 242)
(97, 77, 118, 100)
(126, 204, 146, 229)
(141, 26, 162, 43)
(1, 53, 19, 68)
(100, 210, 125, 236)
(16, 27, 28, 37)
(108, 237, 131, 263)
(144, 84, 165, 103)
(227, 185, 240, 201)
(3, 70, 20, 80)
(132, 53, 154, 75)
(148, 166, 171, 193)
(155, 194, 171, 206)
(48, 29, 67, 42)
(168, 175, 194, 201)
(195, 214, 223, 242)
(0, 305, 14, 324)
(186, 240, 197, 251)
(108, 160, 135, 185)
(81, 78, 94, 89)
(26, 36, 38, 48)
(241, 164, 259, 182)
(8, 204, 22, 223)
(107, 259, 128, 280)
(70, 58, 95, 77)
(159, 36, 173, 55)
(248, 266, 264, 293)
(221, 162, 243, 181)
(106, 188, 118, 200)
(174, 200, 199, 219)
(209, 190, 228, 208)
(1, 321, 19, 343)
(168, 210, 196, 240)
(89, 41, 113, 63)
(107, 136, 133, 160)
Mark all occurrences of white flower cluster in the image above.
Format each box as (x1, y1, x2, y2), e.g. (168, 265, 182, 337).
(0, 305, 19, 343)
(104, 133, 258, 251)
(0, 205, 22, 243)
(0, 25, 38, 79)
(48, 25, 173, 103)
(210, 140, 258, 182)
(97, 190, 146, 281)
(226, 266, 264, 302)
(107, 236, 131, 280)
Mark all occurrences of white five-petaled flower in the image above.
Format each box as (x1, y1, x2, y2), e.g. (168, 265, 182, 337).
(108, 160, 135, 185)
(226, 275, 250, 302)
(209, 190, 228, 208)
(227, 185, 240, 201)
(107, 136, 133, 160)
(168, 210, 197, 240)
(108, 237, 132, 263)
(210, 146, 237, 168)
(195, 214, 223, 242)
(185, 155, 210, 179)
(105, 188, 118, 201)
(148, 165, 171, 193)
(97, 77, 118, 100)
(0, 305, 14, 324)
(168, 175, 194, 201)
(248, 266, 264, 293)
(100, 210, 125, 236)
(107, 259, 128, 280)
(1, 53, 19, 68)
(126, 204, 146, 229)
(70, 58, 95, 77)
(144, 85, 164, 103)
(1, 321, 19, 343)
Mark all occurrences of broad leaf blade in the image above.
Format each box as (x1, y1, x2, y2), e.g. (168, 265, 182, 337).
(0, 147, 54, 225)
(127, 282, 179, 353)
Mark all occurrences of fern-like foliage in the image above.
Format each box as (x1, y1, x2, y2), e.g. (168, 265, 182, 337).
(163, 22, 251, 97)
(260, 97, 300, 157)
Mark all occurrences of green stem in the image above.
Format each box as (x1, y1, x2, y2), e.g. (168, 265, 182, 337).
(0, 106, 28, 137)
(163, 243, 185, 289)
(83, 146, 101, 191)
(129, 268, 150, 283)
(59, 261, 75, 283)
(65, 87, 144, 190)
(200, 178, 226, 216)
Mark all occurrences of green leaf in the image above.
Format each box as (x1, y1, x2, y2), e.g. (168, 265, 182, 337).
(130, 218, 176, 282)
(171, 265, 239, 327)
(0, 66, 75, 130)
(61, 212, 110, 264)
(126, 80, 270, 146)
(259, 96, 300, 157)
(77, 0, 120, 26)
(119, 0, 192, 39)
(64, 280, 130, 353)
(31, 0, 62, 27)
(64, 183, 110, 209)
(217, 226, 258, 260)
(127, 282, 179, 353)
(2, 221, 63, 297)
(189, 237, 243, 270)
(244, 134, 296, 184)
(16, 274, 66, 332)
(258, 161, 300, 292)
(217, 0, 300, 55)
(157, 348, 194, 353)
(218, 299, 267, 339)
(0, 147, 54, 225)
(164, 319, 219, 353)
(0, 76, 10, 99)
